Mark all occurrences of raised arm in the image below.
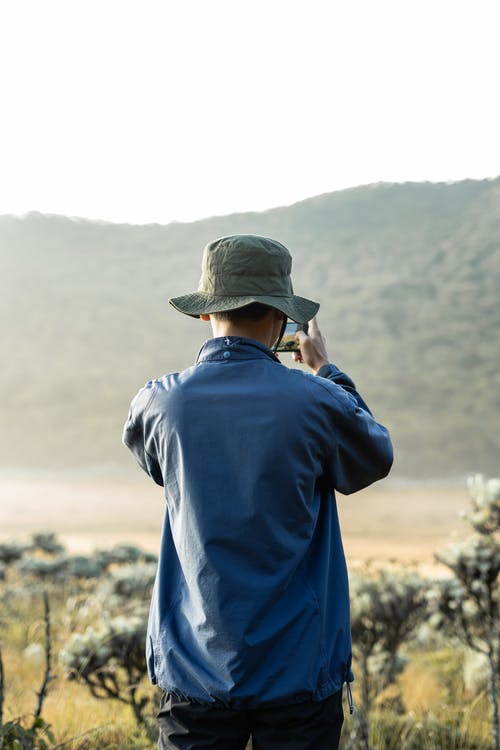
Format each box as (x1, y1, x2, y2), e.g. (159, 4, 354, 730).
(297, 317, 393, 494)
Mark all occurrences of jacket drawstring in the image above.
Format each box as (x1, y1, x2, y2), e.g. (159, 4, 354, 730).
(345, 681, 354, 714)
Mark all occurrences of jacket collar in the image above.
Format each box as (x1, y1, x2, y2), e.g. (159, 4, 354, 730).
(196, 336, 281, 364)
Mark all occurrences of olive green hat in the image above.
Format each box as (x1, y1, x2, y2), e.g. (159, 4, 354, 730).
(169, 234, 319, 324)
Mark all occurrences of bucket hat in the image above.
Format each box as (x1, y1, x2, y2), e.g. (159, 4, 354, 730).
(169, 234, 319, 324)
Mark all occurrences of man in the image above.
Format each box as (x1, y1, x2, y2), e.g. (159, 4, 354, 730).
(123, 234, 393, 750)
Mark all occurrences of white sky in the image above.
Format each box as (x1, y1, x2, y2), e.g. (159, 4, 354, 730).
(0, 0, 499, 225)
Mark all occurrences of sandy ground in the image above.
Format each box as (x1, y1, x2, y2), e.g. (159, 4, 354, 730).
(0, 476, 470, 572)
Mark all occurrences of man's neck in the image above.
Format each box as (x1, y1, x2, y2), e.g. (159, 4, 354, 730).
(208, 315, 284, 350)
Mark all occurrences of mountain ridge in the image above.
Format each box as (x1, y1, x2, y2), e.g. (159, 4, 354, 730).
(3, 176, 498, 227)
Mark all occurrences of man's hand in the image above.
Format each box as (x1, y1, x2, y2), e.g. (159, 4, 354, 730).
(293, 317, 329, 374)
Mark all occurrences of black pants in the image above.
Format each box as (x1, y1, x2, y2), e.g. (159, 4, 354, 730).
(157, 689, 344, 750)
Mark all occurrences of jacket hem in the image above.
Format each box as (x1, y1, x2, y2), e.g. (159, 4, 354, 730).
(153, 680, 342, 709)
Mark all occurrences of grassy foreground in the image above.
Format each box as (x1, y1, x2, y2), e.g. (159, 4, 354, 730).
(0, 568, 493, 750)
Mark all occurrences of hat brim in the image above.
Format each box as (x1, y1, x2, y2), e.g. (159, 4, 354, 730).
(169, 292, 319, 325)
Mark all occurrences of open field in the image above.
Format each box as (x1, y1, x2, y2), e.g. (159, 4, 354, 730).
(0, 476, 470, 570)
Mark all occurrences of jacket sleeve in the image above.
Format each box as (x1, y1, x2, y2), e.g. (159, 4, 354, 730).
(315, 363, 393, 495)
(122, 381, 164, 486)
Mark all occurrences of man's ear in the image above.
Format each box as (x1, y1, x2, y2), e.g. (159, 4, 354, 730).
(200, 314, 211, 322)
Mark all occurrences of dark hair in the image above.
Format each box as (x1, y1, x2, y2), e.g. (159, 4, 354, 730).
(211, 303, 276, 323)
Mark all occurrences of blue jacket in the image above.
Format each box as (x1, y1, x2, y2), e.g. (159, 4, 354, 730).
(123, 336, 393, 707)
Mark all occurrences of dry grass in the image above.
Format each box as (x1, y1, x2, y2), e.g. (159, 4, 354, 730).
(0, 583, 158, 748)
(2, 650, 156, 748)
(3, 604, 493, 750)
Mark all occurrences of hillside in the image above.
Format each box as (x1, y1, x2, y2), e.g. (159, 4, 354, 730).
(1, 178, 499, 480)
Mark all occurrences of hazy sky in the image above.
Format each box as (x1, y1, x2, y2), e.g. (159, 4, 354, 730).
(1, 0, 499, 224)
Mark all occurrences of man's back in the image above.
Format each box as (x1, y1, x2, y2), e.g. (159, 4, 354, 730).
(124, 335, 392, 707)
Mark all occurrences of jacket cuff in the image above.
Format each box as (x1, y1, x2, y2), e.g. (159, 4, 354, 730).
(316, 363, 342, 379)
